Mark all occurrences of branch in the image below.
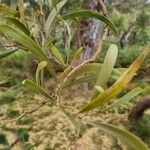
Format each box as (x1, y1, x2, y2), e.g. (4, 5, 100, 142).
(0, 101, 48, 129)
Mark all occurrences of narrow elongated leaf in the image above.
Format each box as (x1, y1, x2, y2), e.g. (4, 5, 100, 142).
(45, 0, 67, 37)
(0, 49, 18, 59)
(63, 74, 97, 88)
(52, 0, 57, 10)
(94, 86, 105, 94)
(42, 37, 57, 51)
(103, 87, 144, 111)
(111, 69, 122, 80)
(0, 4, 17, 15)
(4, 17, 30, 35)
(66, 63, 102, 82)
(63, 69, 121, 89)
(90, 121, 149, 150)
(36, 61, 47, 86)
(22, 79, 54, 102)
(0, 24, 56, 77)
(65, 63, 121, 84)
(49, 44, 65, 67)
(71, 47, 83, 66)
(92, 44, 118, 98)
(61, 10, 118, 36)
(60, 19, 71, 64)
(79, 46, 149, 112)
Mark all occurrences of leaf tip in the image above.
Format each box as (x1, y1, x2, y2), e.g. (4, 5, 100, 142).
(22, 79, 28, 85)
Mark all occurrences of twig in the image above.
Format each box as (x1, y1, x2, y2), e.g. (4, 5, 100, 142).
(26, 101, 47, 115)
(0, 112, 26, 128)
(0, 101, 48, 129)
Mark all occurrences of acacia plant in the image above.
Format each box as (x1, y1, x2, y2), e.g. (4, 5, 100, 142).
(0, 1, 149, 149)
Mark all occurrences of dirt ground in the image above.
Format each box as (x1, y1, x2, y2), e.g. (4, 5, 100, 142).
(0, 83, 131, 150)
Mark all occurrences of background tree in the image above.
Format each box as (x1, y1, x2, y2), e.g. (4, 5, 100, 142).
(77, 0, 102, 64)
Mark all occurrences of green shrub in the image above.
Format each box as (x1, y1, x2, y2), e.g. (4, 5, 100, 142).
(0, 133, 7, 145)
(6, 108, 20, 118)
(16, 128, 29, 142)
(0, 92, 15, 105)
(134, 29, 150, 46)
(116, 45, 143, 67)
(6, 51, 33, 70)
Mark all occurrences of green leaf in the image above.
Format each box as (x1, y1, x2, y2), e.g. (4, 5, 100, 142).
(65, 63, 121, 85)
(61, 10, 118, 36)
(52, 0, 58, 10)
(42, 36, 57, 51)
(89, 121, 149, 150)
(0, 4, 17, 16)
(36, 61, 47, 86)
(60, 18, 71, 64)
(92, 44, 118, 99)
(4, 17, 30, 36)
(94, 86, 105, 94)
(103, 87, 144, 111)
(71, 47, 83, 66)
(49, 44, 65, 67)
(0, 49, 18, 59)
(22, 79, 54, 102)
(66, 63, 102, 83)
(0, 24, 56, 77)
(79, 46, 149, 113)
(45, 0, 68, 37)
(110, 69, 122, 80)
(63, 70, 120, 89)
(63, 74, 97, 88)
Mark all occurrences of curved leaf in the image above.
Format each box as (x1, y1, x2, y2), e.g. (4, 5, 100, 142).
(45, 0, 68, 37)
(92, 44, 118, 98)
(61, 19, 71, 64)
(65, 63, 121, 84)
(63, 69, 121, 89)
(103, 87, 144, 111)
(66, 63, 102, 82)
(0, 24, 56, 77)
(52, 0, 57, 10)
(22, 79, 54, 102)
(94, 86, 105, 94)
(71, 47, 83, 66)
(90, 121, 149, 150)
(63, 74, 97, 88)
(79, 46, 149, 113)
(0, 49, 18, 59)
(5, 17, 30, 36)
(49, 44, 65, 67)
(61, 10, 118, 36)
(43, 37, 57, 51)
(36, 61, 47, 86)
(0, 4, 17, 16)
